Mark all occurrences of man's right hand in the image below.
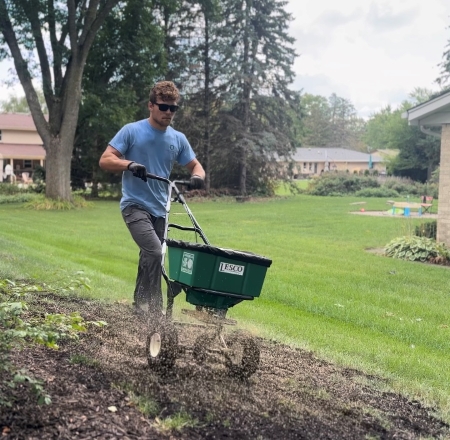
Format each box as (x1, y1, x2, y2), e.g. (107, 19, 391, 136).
(128, 162, 147, 182)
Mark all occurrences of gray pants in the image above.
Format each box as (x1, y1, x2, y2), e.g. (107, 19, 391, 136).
(122, 205, 165, 315)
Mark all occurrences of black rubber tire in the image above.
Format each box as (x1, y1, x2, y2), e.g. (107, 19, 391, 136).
(146, 321, 178, 372)
(224, 332, 260, 379)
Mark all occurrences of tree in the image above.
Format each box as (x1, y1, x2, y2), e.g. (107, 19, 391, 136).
(327, 93, 365, 150)
(73, 0, 165, 194)
(298, 94, 332, 147)
(0, 0, 120, 201)
(437, 31, 450, 88)
(364, 98, 440, 181)
(298, 93, 366, 150)
(216, 0, 298, 194)
(165, 0, 225, 193)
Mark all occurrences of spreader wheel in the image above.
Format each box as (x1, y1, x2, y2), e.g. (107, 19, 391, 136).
(224, 332, 260, 378)
(146, 321, 178, 372)
(192, 332, 216, 363)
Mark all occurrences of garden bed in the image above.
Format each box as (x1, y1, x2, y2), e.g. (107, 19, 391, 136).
(1, 293, 448, 439)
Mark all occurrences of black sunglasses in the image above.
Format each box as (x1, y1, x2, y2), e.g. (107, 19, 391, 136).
(153, 102, 179, 112)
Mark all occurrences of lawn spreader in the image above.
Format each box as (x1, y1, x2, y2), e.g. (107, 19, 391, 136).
(143, 173, 272, 378)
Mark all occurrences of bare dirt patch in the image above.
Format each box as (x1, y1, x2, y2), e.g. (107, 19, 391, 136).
(349, 210, 437, 219)
(1, 293, 449, 439)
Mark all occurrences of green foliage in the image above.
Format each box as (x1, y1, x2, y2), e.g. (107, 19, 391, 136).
(415, 221, 437, 240)
(306, 173, 379, 196)
(24, 195, 92, 210)
(382, 178, 422, 196)
(437, 35, 450, 86)
(384, 236, 450, 263)
(297, 93, 366, 150)
(197, 0, 298, 195)
(128, 391, 160, 417)
(0, 278, 107, 407)
(0, 194, 39, 204)
(74, 0, 165, 191)
(0, 183, 27, 195)
(364, 101, 440, 182)
(305, 174, 439, 199)
(0, 184, 39, 204)
(153, 411, 199, 433)
(354, 187, 400, 198)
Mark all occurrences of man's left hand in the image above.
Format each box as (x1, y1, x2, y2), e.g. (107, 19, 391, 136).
(190, 175, 205, 189)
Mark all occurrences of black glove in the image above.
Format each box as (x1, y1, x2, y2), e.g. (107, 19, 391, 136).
(128, 162, 147, 182)
(190, 175, 204, 189)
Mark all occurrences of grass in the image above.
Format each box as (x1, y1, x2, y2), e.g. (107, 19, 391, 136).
(1, 195, 449, 419)
(275, 179, 309, 195)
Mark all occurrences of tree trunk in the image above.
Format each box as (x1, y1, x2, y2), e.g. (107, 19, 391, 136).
(45, 136, 74, 200)
(203, 13, 211, 193)
(239, 0, 252, 196)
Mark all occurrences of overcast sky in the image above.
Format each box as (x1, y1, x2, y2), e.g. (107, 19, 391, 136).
(286, 0, 450, 118)
(0, 0, 450, 119)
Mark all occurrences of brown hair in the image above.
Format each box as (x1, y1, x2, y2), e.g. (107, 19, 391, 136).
(149, 81, 180, 103)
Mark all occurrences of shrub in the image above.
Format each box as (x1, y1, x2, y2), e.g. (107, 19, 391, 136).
(0, 183, 28, 195)
(306, 173, 379, 196)
(384, 236, 450, 264)
(0, 278, 106, 407)
(355, 187, 400, 198)
(382, 178, 424, 197)
(0, 194, 39, 204)
(415, 221, 437, 239)
(24, 195, 92, 210)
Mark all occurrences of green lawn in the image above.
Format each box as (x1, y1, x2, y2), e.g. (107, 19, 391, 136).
(275, 179, 309, 195)
(1, 195, 449, 419)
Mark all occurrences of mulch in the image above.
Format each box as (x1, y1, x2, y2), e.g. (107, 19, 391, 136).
(1, 293, 449, 439)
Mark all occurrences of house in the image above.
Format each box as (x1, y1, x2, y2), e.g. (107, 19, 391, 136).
(403, 90, 450, 246)
(279, 148, 388, 178)
(0, 113, 46, 182)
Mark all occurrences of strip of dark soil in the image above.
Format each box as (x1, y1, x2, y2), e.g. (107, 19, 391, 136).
(1, 293, 449, 439)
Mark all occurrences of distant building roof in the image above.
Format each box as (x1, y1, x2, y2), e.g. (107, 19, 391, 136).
(0, 143, 46, 160)
(285, 148, 383, 163)
(0, 113, 39, 131)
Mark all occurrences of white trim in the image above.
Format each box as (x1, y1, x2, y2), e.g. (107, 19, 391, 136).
(405, 92, 450, 125)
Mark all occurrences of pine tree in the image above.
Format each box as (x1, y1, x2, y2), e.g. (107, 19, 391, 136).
(213, 0, 298, 194)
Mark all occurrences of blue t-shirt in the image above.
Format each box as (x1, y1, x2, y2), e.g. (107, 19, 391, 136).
(109, 119, 196, 217)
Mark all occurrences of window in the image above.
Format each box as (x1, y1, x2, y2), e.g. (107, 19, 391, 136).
(24, 160, 32, 168)
(0, 130, 2, 141)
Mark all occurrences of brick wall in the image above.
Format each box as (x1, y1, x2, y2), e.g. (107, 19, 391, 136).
(437, 124, 450, 246)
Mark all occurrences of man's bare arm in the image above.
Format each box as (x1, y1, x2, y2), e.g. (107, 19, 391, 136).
(99, 146, 134, 172)
(185, 158, 205, 178)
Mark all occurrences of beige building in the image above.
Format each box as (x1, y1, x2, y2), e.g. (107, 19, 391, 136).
(0, 113, 46, 182)
(281, 148, 387, 178)
(404, 91, 450, 246)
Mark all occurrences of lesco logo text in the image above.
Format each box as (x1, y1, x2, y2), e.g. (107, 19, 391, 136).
(219, 262, 245, 276)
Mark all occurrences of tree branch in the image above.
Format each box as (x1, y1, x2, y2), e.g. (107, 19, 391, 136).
(48, 0, 63, 95)
(67, 0, 78, 55)
(22, 0, 53, 111)
(78, 0, 100, 45)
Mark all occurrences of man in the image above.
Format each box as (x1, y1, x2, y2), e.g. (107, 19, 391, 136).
(99, 81, 205, 318)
